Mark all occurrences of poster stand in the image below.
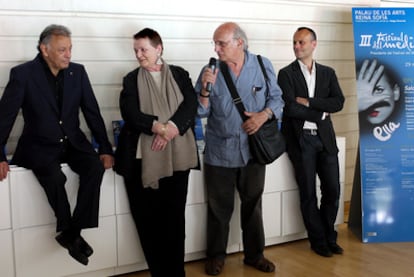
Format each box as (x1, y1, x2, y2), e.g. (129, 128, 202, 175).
(348, 148, 362, 241)
(352, 7, 414, 243)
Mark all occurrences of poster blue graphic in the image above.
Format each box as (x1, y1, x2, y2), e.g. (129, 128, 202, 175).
(353, 7, 414, 242)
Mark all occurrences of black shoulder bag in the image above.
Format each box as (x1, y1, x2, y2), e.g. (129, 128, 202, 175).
(220, 55, 286, 164)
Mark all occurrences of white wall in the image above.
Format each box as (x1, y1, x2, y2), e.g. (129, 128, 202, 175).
(381, 0, 414, 7)
(0, 0, 381, 201)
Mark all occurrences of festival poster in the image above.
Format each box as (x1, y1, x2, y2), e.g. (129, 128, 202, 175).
(352, 7, 414, 243)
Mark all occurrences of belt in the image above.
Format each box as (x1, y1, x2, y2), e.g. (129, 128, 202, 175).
(303, 129, 318, 136)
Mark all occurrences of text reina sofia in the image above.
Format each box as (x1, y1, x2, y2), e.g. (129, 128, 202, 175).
(354, 9, 406, 21)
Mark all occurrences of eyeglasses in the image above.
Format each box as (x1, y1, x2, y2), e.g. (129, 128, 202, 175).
(211, 39, 235, 48)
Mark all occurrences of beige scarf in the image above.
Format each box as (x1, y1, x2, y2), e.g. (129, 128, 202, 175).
(137, 63, 198, 189)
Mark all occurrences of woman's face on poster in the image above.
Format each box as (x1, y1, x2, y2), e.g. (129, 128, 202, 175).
(362, 74, 400, 125)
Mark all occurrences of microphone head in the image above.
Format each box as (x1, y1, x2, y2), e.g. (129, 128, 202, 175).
(209, 57, 217, 67)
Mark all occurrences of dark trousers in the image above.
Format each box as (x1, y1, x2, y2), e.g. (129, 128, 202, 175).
(291, 133, 340, 247)
(32, 143, 105, 233)
(204, 161, 266, 263)
(123, 159, 189, 277)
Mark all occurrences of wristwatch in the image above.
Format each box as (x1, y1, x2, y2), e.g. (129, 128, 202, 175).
(264, 108, 273, 119)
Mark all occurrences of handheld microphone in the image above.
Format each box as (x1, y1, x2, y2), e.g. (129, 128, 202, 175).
(206, 57, 217, 93)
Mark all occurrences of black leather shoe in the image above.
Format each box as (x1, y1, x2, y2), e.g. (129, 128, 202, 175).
(244, 257, 275, 273)
(329, 243, 344, 254)
(311, 245, 333, 257)
(78, 235, 94, 257)
(56, 234, 89, 265)
(56, 232, 71, 248)
(205, 258, 224, 275)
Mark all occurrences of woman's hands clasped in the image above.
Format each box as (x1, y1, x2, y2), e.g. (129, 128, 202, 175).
(151, 121, 179, 151)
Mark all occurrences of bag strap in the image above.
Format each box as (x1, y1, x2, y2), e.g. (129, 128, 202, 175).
(220, 61, 248, 121)
(220, 55, 269, 122)
(257, 55, 269, 97)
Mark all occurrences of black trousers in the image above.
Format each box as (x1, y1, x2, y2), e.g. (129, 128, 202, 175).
(290, 133, 340, 247)
(204, 161, 266, 263)
(123, 159, 189, 277)
(32, 143, 105, 233)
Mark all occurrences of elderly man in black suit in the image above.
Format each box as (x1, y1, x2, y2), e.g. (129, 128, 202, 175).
(0, 24, 113, 265)
(277, 27, 345, 258)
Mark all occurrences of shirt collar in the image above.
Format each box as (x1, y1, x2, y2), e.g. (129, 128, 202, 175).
(297, 59, 315, 74)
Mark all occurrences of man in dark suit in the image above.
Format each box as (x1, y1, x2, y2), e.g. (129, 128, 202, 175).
(0, 24, 114, 265)
(277, 27, 345, 257)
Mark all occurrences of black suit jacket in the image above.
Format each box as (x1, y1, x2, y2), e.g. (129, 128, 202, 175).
(277, 60, 345, 161)
(0, 54, 113, 169)
(114, 65, 199, 177)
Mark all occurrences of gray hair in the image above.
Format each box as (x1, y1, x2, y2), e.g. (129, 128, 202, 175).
(233, 24, 249, 51)
(37, 24, 71, 52)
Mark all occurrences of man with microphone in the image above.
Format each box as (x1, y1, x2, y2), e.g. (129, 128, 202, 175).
(195, 22, 284, 275)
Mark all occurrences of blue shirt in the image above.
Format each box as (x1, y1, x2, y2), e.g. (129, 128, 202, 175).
(195, 51, 284, 167)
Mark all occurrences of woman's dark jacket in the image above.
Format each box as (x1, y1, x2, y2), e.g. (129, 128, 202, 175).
(114, 65, 199, 177)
